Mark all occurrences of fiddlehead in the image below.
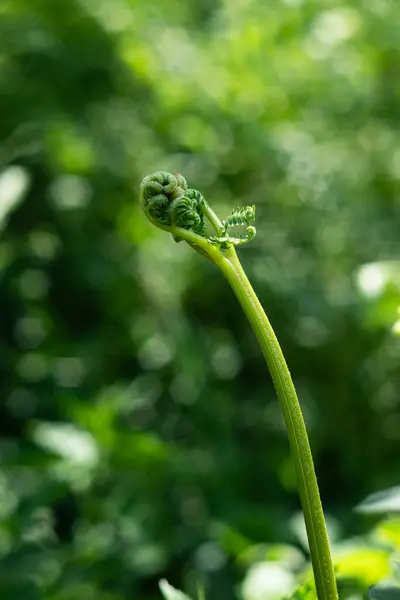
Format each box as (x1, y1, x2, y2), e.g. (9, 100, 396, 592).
(140, 171, 257, 251)
(140, 171, 188, 225)
(211, 204, 256, 248)
(222, 205, 256, 233)
(170, 188, 206, 240)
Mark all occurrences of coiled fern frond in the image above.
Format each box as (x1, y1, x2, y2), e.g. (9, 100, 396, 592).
(170, 189, 206, 242)
(140, 171, 188, 225)
(222, 205, 256, 233)
(140, 171, 256, 252)
(211, 204, 257, 248)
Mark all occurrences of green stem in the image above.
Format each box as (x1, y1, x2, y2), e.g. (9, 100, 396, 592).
(215, 246, 338, 600)
(203, 202, 224, 236)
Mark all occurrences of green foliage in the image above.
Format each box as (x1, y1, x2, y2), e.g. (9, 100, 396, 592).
(1, 0, 400, 598)
(288, 581, 318, 600)
(369, 586, 400, 600)
(159, 579, 206, 600)
(355, 487, 400, 516)
(159, 579, 194, 600)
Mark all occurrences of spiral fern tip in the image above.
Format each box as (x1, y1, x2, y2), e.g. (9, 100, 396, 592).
(140, 171, 257, 250)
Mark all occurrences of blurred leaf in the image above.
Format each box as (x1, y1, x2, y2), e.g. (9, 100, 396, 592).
(372, 519, 400, 550)
(368, 584, 400, 600)
(356, 488, 400, 516)
(241, 562, 296, 600)
(159, 579, 193, 600)
(335, 544, 391, 586)
(287, 581, 317, 600)
(237, 543, 304, 571)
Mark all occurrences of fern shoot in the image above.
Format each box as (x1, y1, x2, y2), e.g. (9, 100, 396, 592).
(140, 172, 338, 600)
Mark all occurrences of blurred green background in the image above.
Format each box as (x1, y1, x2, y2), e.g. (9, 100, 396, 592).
(1, 0, 400, 598)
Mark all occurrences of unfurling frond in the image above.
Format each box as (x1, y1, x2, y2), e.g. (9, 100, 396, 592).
(222, 205, 256, 234)
(140, 172, 256, 251)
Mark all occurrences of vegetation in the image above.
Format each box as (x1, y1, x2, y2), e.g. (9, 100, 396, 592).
(0, 0, 400, 599)
(139, 170, 337, 600)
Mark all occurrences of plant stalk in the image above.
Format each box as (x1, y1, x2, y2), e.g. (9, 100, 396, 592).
(215, 246, 338, 600)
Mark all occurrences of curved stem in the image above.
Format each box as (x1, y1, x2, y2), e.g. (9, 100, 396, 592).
(215, 246, 338, 600)
(202, 202, 224, 236)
